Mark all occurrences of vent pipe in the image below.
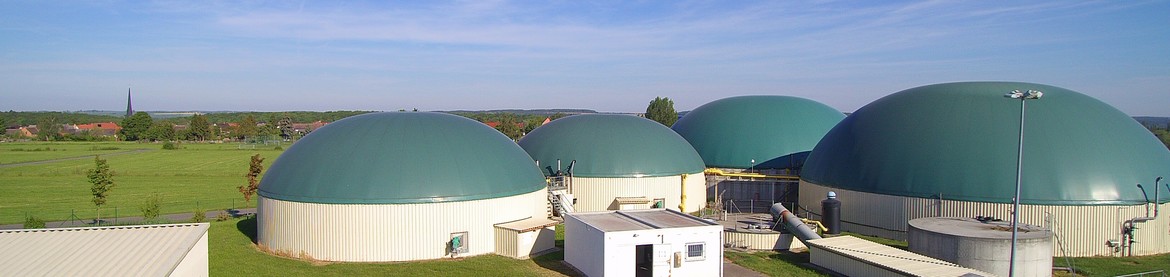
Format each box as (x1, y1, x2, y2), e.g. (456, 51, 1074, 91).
(769, 203, 821, 244)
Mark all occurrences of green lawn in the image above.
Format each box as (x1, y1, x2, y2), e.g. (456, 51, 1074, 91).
(1055, 254, 1170, 276)
(728, 232, 1170, 277)
(0, 142, 147, 164)
(724, 250, 826, 277)
(210, 216, 576, 276)
(0, 141, 284, 224)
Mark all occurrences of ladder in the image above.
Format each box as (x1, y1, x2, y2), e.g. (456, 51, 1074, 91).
(548, 176, 574, 217)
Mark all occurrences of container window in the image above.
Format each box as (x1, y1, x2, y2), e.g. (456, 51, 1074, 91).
(686, 243, 704, 261)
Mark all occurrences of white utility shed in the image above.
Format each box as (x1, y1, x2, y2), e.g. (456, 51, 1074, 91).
(0, 223, 210, 277)
(565, 209, 722, 277)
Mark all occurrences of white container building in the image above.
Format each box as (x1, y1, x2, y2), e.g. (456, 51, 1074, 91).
(564, 209, 723, 277)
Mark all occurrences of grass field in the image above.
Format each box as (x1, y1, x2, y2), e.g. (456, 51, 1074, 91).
(211, 216, 575, 276)
(0, 141, 284, 224)
(6, 141, 1169, 276)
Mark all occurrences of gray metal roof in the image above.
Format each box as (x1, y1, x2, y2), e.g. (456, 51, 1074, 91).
(568, 209, 718, 232)
(0, 223, 209, 276)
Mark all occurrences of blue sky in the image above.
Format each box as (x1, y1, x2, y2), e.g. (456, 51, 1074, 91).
(2, 1, 1168, 115)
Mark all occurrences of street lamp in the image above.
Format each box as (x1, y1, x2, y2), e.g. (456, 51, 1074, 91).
(1004, 89, 1042, 277)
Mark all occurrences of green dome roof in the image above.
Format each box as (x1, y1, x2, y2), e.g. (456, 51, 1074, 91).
(519, 114, 705, 178)
(258, 112, 546, 204)
(672, 96, 845, 169)
(802, 82, 1170, 205)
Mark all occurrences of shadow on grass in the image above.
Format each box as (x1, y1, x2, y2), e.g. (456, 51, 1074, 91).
(532, 235, 582, 276)
(532, 250, 581, 276)
(237, 216, 258, 243)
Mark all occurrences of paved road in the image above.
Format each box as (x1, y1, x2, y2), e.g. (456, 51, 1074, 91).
(0, 208, 256, 230)
(0, 148, 153, 168)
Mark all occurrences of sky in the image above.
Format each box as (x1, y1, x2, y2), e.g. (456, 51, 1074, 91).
(1, 1, 1168, 115)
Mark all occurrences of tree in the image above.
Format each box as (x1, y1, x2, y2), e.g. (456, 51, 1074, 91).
(238, 115, 258, 139)
(494, 114, 524, 140)
(646, 97, 679, 127)
(144, 121, 175, 141)
(87, 156, 115, 225)
(238, 154, 264, 206)
(36, 116, 62, 141)
(187, 114, 212, 141)
(121, 112, 153, 141)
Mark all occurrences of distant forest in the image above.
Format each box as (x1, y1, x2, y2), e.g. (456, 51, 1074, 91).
(3, 111, 1167, 148)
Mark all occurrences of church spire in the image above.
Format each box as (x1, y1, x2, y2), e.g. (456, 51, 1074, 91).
(125, 88, 134, 117)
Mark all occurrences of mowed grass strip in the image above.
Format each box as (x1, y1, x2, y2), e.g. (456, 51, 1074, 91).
(0, 142, 284, 224)
(211, 217, 575, 276)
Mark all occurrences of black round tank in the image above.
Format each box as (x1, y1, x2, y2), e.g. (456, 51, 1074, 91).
(821, 191, 841, 234)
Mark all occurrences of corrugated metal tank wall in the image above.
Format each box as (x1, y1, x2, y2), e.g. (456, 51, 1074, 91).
(569, 173, 706, 212)
(800, 181, 1170, 257)
(257, 190, 547, 262)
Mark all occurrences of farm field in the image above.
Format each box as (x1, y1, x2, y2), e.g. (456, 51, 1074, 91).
(0, 141, 284, 224)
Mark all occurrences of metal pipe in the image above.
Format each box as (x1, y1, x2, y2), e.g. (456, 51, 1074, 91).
(769, 203, 822, 244)
(1138, 184, 1152, 217)
(1152, 179, 1160, 220)
(679, 174, 688, 213)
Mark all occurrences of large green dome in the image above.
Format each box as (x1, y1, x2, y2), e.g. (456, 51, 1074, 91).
(802, 82, 1170, 205)
(258, 112, 546, 204)
(672, 95, 845, 169)
(519, 114, 705, 178)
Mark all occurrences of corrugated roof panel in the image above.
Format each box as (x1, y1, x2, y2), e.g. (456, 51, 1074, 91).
(807, 236, 995, 277)
(0, 223, 208, 276)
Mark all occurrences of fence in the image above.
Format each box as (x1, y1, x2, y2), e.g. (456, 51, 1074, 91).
(7, 198, 257, 228)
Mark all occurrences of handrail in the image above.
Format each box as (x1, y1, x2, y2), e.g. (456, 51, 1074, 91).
(704, 168, 799, 180)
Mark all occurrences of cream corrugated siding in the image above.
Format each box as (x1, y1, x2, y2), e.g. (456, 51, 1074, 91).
(569, 173, 706, 212)
(801, 181, 1170, 257)
(724, 231, 806, 250)
(493, 218, 557, 259)
(0, 223, 209, 277)
(258, 189, 547, 262)
(807, 236, 995, 277)
(494, 227, 519, 258)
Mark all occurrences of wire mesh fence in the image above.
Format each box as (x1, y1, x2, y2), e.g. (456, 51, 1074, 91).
(8, 198, 256, 228)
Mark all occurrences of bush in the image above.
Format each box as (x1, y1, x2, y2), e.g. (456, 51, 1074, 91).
(162, 141, 177, 150)
(273, 145, 283, 151)
(192, 207, 206, 223)
(140, 193, 162, 223)
(24, 215, 46, 229)
(215, 211, 232, 222)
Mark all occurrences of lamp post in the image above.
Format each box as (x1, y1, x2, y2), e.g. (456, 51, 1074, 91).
(1005, 89, 1042, 277)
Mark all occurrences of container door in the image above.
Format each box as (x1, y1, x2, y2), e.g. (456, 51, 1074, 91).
(652, 244, 672, 277)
